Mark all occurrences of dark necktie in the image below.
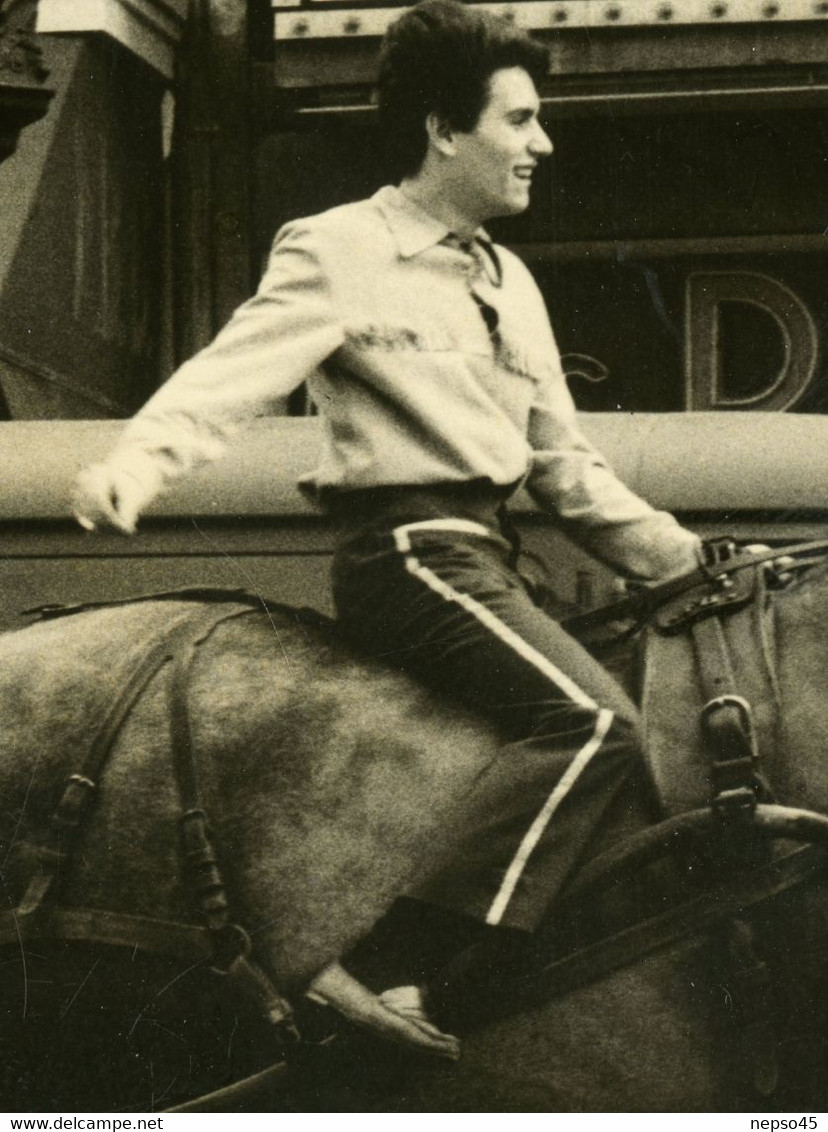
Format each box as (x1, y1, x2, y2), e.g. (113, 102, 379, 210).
(444, 234, 503, 288)
(443, 234, 503, 341)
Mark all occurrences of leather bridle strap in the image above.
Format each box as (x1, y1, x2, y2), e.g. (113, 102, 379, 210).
(163, 1061, 292, 1113)
(166, 605, 297, 1030)
(499, 843, 828, 1017)
(13, 600, 296, 1035)
(0, 906, 214, 961)
(561, 538, 828, 638)
(692, 616, 765, 820)
(560, 801, 828, 903)
(14, 607, 241, 919)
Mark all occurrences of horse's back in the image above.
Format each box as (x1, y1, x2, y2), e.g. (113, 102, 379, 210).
(0, 597, 503, 984)
(0, 603, 183, 763)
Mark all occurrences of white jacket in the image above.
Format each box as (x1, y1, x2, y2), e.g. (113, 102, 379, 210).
(104, 185, 700, 578)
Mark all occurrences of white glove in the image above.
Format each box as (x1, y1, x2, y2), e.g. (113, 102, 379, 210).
(71, 463, 155, 535)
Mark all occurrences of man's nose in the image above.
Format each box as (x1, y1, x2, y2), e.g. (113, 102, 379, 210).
(530, 121, 553, 156)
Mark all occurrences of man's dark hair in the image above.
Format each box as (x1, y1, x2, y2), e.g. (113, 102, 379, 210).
(377, 0, 549, 177)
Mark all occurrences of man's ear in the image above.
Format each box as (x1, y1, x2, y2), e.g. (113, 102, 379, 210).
(425, 112, 457, 157)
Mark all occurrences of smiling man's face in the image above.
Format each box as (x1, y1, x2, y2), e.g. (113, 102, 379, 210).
(451, 66, 552, 224)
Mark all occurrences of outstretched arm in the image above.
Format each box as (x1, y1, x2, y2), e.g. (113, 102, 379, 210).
(72, 224, 344, 532)
(73, 461, 163, 535)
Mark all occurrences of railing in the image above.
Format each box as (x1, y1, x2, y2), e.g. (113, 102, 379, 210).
(1, 413, 827, 522)
(271, 0, 828, 37)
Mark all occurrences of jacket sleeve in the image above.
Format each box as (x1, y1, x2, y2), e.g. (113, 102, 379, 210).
(525, 361, 701, 580)
(102, 224, 345, 500)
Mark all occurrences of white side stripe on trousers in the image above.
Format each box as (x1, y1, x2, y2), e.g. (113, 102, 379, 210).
(485, 707, 614, 924)
(392, 520, 616, 926)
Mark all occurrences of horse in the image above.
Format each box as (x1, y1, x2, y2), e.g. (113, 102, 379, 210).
(1, 541, 828, 1113)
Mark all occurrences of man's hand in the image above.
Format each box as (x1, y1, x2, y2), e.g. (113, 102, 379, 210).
(743, 543, 797, 585)
(611, 540, 796, 598)
(72, 464, 152, 535)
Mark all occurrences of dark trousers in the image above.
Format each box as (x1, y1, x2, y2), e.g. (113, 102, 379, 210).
(330, 486, 647, 933)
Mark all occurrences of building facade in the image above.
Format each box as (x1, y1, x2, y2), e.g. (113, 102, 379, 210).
(0, 0, 824, 421)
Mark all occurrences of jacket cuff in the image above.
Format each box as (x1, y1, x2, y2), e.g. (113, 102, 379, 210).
(581, 517, 702, 580)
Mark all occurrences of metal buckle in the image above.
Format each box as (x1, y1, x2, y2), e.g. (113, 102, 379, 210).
(701, 693, 756, 737)
(699, 536, 739, 577)
(655, 569, 755, 634)
(702, 695, 760, 819)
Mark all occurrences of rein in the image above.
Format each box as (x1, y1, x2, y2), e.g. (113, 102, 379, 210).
(537, 536, 828, 1097)
(499, 842, 828, 1019)
(561, 537, 828, 639)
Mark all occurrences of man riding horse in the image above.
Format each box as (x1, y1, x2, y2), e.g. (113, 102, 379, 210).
(72, 0, 702, 1060)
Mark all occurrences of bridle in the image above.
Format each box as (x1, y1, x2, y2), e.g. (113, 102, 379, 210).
(558, 537, 828, 890)
(525, 536, 828, 1099)
(562, 536, 828, 639)
(564, 536, 828, 842)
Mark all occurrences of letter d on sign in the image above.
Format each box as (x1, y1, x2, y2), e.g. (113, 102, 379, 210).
(685, 271, 818, 411)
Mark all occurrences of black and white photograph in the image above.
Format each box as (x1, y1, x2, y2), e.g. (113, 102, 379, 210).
(0, 0, 827, 1116)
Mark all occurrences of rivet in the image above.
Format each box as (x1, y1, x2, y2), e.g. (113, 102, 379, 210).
(657, 4, 674, 16)
(815, 0, 828, 12)
(605, 5, 622, 18)
(710, 2, 728, 15)
(292, 19, 309, 36)
(343, 17, 361, 33)
(552, 6, 569, 20)
(762, 3, 779, 15)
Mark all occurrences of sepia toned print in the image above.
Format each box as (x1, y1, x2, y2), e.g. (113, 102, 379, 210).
(0, 0, 827, 1116)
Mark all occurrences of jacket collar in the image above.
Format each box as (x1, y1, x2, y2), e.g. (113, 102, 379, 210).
(373, 185, 492, 259)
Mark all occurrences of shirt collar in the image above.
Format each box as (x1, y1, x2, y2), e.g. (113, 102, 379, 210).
(373, 184, 492, 259)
